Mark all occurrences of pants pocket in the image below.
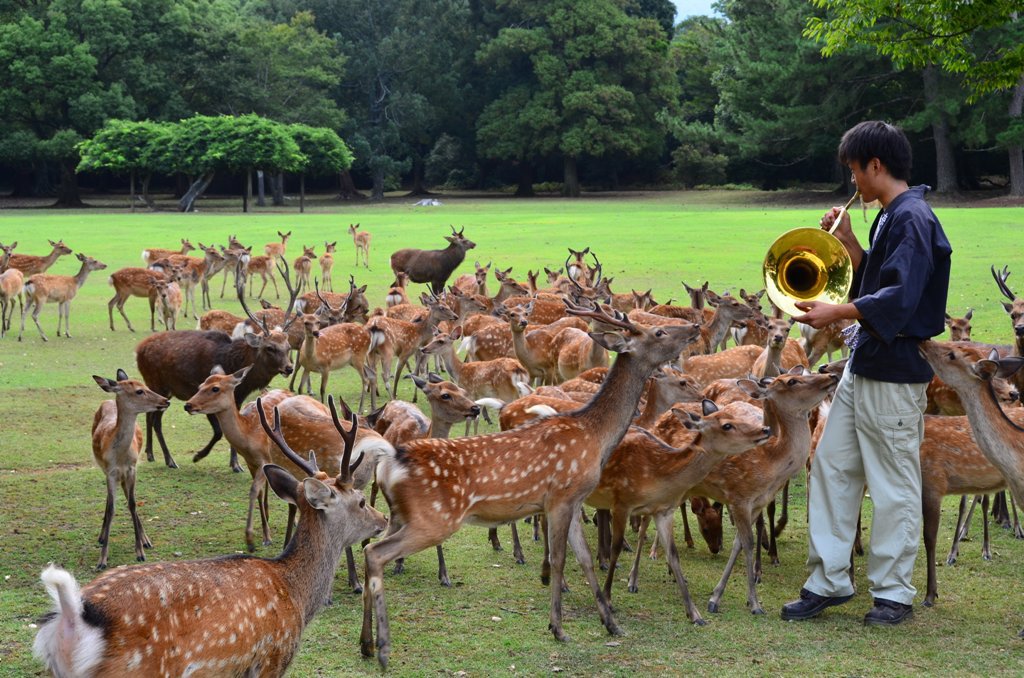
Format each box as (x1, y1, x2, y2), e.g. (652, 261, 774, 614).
(876, 413, 919, 459)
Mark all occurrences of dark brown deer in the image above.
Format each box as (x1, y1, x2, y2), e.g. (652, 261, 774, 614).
(359, 301, 701, 668)
(389, 226, 476, 296)
(135, 275, 298, 470)
(33, 400, 387, 678)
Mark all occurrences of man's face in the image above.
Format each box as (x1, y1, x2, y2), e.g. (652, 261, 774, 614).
(848, 158, 881, 202)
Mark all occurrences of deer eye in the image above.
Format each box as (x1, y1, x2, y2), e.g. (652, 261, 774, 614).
(359, 498, 366, 508)
(786, 379, 797, 386)
(441, 393, 451, 400)
(655, 329, 666, 337)
(947, 352, 956, 360)
(135, 389, 144, 395)
(212, 386, 220, 393)
(722, 423, 733, 431)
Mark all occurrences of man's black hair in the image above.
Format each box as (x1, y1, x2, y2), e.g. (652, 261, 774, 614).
(838, 121, 912, 182)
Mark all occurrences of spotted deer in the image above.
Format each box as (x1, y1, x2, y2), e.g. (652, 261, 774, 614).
(319, 241, 337, 291)
(20, 253, 107, 342)
(107, 266, 174, 332)
(360, 302, 701, 668)
(0, 242, 24, 337)
(349, 223, 371, 269)
(90, 370, 171, 569)
(918, 340, 1024, 635)
(6, 239, 72, 277)
(293, 310, 381, 412)
(141, 238, 194, 267)
(34, 401, 386, 678)
(584, 401, 771, 623)
(293, 245, 316, 291)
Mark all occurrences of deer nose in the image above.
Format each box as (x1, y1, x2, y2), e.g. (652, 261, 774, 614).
(183, 402, 194, 413)
(281, 366, 294, 376)
(1015, 324, 1024, 337)
(469, 405, 481, 417)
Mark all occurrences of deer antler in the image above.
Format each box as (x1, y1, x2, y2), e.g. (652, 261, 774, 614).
(328, 395, 363, 485)
(589, 250, 602, 286)
(237, 275, 271, 336)
(256, 397, 319, 477)
(992, 265, 1017, 302)
(275, 257, 302, 331)
(563, 297, 638, 334)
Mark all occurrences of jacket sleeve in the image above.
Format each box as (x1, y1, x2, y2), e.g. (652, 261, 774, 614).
(852, 216, 936, 343)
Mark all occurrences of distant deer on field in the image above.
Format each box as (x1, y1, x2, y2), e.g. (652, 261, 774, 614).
(33, 401, 387, 678)
(264, 230, 291, 261)
(20, 253, 107, 342)
(293, 244, 316, 291)
(320, 240, 337, 291)
(7, 239, 72, 277)
(0, 242, 24, 337)
(390, 226, 475, 296)
(349, 223, 371, 268)
(90, 369, 170, 569)
(141, 238, 194, 267)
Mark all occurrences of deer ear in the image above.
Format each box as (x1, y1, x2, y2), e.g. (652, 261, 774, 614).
(965, 308, 973, 320)
(701, 399, 719, 416)
(210, 364, 226, 375)
(243, 332, 262, 347)
(589, 331, 631, 354)
(974, 360, 1001, 381)
(410, 375, 428, 390)
(451, 326, 463, 340)
(944, 313, 952, 323)
(301, 476, 334, 510)
(994, 357, 1024, 380)
(116, 368, 130, 381)
(93, 375, 120, 393)
(232, 366, 252, 383)
(265, 465, 299, 505)
(788, 364, 805, 375)
(736, 378, 766, 399)
(427, 372, 445, 383)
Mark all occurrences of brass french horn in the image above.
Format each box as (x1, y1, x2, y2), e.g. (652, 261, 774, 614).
(763, 192, 858, 317)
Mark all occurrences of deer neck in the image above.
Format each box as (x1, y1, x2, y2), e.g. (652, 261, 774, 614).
(703, 307, 734, 351)
(763, 398, 811, 463)
(763, 343, 784, 377)
(577, 353, 655, 466)
(956, 379, 1024, 475)
(426, 417, 455, 440)
(438, 344, 463, 384)
(633, 378, 662, 429)
(72, 261, 94, 288)
(210, 397, 259, 451)
(112, 404, 142, 454)
(662, 437, 723, 482)
(274, 505, 345, 625)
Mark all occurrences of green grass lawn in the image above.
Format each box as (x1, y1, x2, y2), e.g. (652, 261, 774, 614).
(1, 190, 1024, 676)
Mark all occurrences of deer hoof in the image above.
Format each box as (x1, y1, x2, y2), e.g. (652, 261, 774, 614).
(628, 585, 639, 594)
(693, 617, 708, 627)
(708, 601, 720, 613)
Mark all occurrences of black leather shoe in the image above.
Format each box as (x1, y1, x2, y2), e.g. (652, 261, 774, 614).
(864, 598, 913, 626)
(780, 588, 853, 621)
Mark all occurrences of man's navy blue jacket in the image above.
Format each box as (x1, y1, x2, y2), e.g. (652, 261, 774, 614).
(849, 185, 952, 383)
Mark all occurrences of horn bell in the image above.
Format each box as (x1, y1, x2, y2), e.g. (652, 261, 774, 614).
(763, 227, 853, 317)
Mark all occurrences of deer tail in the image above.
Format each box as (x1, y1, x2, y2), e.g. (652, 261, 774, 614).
(512, 371, 532, 397)
(474, 397, 506, 412)
(525, 404, 559, 418)
(34, 565, 107, 678)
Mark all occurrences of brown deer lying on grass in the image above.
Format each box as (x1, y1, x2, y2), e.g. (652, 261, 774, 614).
(34, 400, 386, 678)
(360, 301, 701, 668)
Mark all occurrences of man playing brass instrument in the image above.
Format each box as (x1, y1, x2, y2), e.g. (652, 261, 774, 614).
(781, 121, 952, 626)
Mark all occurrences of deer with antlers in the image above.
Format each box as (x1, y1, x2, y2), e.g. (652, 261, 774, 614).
(135, 269, 299, 470)
(19, 253, 107, 342)
(319, 240, 337, 291)
(90, 370, 171, 570)
(34, 399, 387, 678)
(7, 238, 72, 277)
(390, 226, 475, 296)
(359, 301, 701, 668)
(349, 223, 371, 269)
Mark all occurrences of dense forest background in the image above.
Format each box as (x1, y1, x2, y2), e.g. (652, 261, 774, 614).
(1, 0, 1021, 204)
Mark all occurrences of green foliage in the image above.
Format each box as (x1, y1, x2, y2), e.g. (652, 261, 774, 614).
(805, 0, 1024, 97)
(76, 119, 165, 174)
(288, 123, 354, 176)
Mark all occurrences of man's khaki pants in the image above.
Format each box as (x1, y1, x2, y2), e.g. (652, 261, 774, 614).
(803, 369, 927, 605)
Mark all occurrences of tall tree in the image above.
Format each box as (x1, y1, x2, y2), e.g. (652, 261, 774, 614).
(806, 1, 1024, 195)
(476, 0, 679, 197)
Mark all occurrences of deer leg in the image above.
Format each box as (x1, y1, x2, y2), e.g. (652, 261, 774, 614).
(151, 409, 178, 468)
(488, 528, 502, 551)
(545, 505, 573, 642)
(96, 473, 117, 570)
(436, 545, 451, 586)
(319, 369, 330, 403)
(754, 514, 764, 583)
(983, 493, 992, 560)
(510, 522, 525, 564)
(144, 411, 156, 462)
(1010, 493, 1024, 539)
(567, 506, 622, 636)
(595, 508, 610, 570)
(346, 546, 363, 593)
(708, 533, 744, 613)
(270, 272, 280, 299)
(654, 510, 706, 625)
(923, 491, 941, 607)
(283, 504, 297, 548)
(947, 495, 979, 565)
(123, 472, 151, 562)
(773, 481, 789, 538)
(628, 515, 651, 593)
(767, 504, 780, 566)
(602, 509, 629, 601)
(245, 470, 265, 552)
(681, 501, 695, 549)
(28, 298, 48, 341)
(189, 414, 222, 466)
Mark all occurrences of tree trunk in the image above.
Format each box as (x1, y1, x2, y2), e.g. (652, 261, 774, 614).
(243, 168, 251, 213)
(52, 159, 85, 207)
(1010, 75, 1024, 198)
(514, 162, 535, 197)
(272, 172, 285, 206)
(404, 157, 435, 197)
(562, 156, 581, 197)
(922, 66, 957, 193)
(178, 171, 215, 212)
(130, 169, 136, 213)
(300, 174, 305, 213)
(372, 167, 385, 201)
(140, 174, 155, 210)
(256, 170, 266, 207)
(336, 170, 367, 200)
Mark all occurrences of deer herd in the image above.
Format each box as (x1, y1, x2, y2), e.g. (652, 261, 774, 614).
(12, 223, 1024, 675)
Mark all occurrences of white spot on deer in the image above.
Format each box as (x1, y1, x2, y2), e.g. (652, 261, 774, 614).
(555, 460, 564, 471)
(432, 501, 442, 512)
(570, 460, 579, 473)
